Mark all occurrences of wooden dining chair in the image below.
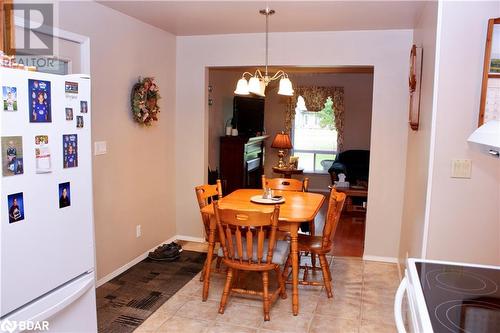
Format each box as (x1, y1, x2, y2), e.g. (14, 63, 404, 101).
(283, 188, 346, 298)
(262, 175, 316, 263)
(261, 175, 309, 192)
(195, 180, 223, 287)
(214, 201, 288, 321)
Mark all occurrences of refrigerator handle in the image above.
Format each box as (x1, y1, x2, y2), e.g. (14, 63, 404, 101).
(28, 274, 94, 324)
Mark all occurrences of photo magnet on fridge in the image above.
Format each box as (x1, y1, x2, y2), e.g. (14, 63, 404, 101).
(76, 116, 83, 128)
(3, 86, 17, 111)
(7, 192, 24, 223)
(59, 182, 71, 208)
(2, 136, 23, 176)
(63, 134, 78, 168)
(35, 135, 51, 173)
(65, 108, 73, 120)
(65, 81, 78, 94)
(80, 100, 88, 113)
(29, 79, 51, 122)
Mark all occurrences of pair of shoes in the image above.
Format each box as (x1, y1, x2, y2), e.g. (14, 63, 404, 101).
(154, 242, 182, 254)
(148, 242, 182, 261)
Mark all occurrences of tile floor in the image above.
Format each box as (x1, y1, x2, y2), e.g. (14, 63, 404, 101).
(134, 244, 401, 333)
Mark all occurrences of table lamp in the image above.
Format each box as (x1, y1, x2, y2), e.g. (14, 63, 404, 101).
(271, 131, 293, 168)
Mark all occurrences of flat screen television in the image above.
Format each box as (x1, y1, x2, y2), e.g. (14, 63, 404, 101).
(232, 96, 265, 136)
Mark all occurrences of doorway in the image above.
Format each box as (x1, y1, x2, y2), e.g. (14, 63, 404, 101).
(208, 66, 374, 257)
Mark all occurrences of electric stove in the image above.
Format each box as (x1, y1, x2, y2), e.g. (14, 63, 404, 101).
(395, 259, 500, 333)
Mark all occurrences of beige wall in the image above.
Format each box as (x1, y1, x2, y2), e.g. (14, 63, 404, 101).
(424, 1, 500, 265)
(176, 30, 411, 260)
(398, 1, 438, 263)
(58, 1, 177, 280)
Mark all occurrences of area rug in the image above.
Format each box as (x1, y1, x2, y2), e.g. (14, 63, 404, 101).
(96, 250, 207, 333)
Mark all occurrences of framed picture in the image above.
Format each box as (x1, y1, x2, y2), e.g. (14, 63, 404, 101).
(29, 79, 52, 123)
(59, 182, 71, 208)
(76, 115, 83, 128)
(7, 192, 24, 223)
(62, 134, 78, 168)
(478, 18, 500, 125)
(65, 108, 73, 120)
(3, 86, 17, 111)
(2, 136, 23, 176)
(408, 44, 423, 131)
(80, 100, 88, 113)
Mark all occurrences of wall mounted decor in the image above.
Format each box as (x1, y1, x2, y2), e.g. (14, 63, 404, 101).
(131, 77, 161, 126)
(478, 18, 500, 126)
(408, 44, 423, 131)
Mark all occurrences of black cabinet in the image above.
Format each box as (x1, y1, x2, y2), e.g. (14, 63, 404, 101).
(219, 135, 268, 194)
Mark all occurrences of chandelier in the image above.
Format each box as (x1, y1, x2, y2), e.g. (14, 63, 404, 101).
(234, 8, 294, 97)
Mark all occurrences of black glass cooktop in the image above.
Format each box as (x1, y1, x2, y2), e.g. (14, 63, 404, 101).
(416, 262, 500, 333)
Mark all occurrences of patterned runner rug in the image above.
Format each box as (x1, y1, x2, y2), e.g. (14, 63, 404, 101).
(96, 250, 206, 333)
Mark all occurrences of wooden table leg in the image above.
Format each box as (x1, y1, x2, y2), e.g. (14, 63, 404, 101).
(202, 217, 216, 301)
(290, 224, 299, 315)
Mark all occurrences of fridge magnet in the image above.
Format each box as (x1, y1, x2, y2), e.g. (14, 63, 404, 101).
(2, 136, 23, 176)
(65, 108, 73, 121)
(64, 81, 78, 96)
(7, 192, 24, 223)
(2, 86, 17, 111)
(63, 134, 78, 168)
(29, 79, 51, 123)
(35, 135, 51, 173)
(80, 100, 88, 113)
(131, 77, 161, 126)
(58, 182, 71, 208)
(76, 116, 83, 128)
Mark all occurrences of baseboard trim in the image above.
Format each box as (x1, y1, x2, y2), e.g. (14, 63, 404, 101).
(96, 235, 177, 287)
(363, 255, 399, 264)
(176, 235, 206, 243)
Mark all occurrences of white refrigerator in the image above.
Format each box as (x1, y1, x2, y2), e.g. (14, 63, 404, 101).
(0, 68, 97, 332)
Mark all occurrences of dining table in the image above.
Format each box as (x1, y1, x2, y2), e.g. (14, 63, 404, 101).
(200, 188, 325, 316)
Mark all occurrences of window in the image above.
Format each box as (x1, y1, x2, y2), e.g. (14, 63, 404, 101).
(292, 96, 337, 173)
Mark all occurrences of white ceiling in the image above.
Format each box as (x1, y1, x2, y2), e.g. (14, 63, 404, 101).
(98, 1, 427, 36)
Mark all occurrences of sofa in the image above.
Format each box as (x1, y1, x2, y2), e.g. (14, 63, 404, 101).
(328, 150, 370, 186)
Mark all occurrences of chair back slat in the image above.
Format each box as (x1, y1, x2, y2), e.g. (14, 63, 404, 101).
(246, 228, 253, 264)
(225, 225, 234, 259)
(321, 189, 347, 249)
(262, 175, 309, 192)
(257, 227, 264, 263)
(214, 202, 280, 266)
(235, 226, 243, 263)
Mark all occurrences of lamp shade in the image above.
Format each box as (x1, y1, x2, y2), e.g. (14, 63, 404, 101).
(234, 78, 250, 95)
(271, 132, 293, 149)
(248, 77, 261, 94)
(278, 77, 294, 96)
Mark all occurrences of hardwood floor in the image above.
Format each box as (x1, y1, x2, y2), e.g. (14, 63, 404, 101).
(313, 192, 366, 257)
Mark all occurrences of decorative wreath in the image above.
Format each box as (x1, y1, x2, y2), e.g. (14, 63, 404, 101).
(131, 77, 161, 126)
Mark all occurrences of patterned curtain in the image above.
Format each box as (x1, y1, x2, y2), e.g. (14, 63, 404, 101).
(284, 86, 345, 152)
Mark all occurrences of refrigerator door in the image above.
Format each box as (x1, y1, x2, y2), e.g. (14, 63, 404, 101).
(0, 69, 94, 316)
(0, 272, 97, 333)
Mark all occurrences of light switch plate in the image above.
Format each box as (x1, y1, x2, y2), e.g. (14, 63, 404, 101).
(451, 159, 472, 178)
(94, 141, 107, 155)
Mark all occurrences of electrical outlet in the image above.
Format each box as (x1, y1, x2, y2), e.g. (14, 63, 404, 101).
(136, 225, 141, 238)
(451, 159, 472, 178)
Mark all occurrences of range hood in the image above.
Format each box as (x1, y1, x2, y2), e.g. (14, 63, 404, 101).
(467, 120, 500, 157)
